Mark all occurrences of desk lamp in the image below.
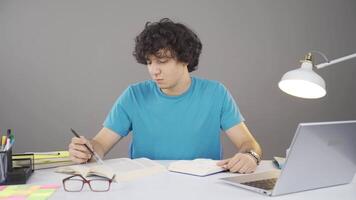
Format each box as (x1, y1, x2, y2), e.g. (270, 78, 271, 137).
(278, 51, 356, 99)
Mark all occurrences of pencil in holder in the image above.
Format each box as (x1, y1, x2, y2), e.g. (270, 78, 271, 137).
(0, 147, 13, 184)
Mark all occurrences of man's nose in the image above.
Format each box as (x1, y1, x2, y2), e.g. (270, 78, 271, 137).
(149, 64, 161, 75)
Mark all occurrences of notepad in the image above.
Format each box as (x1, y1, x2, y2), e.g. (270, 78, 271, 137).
(56, 157, 167, 182)
(168, 159, 226, 176)
(0, 184, 60, 200)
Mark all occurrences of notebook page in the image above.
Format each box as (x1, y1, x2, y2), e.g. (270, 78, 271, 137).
(56, 165, 90, 177)
(88, 165, 115, 179)
(105, 158, 147, 173)
(134, 157, 165, 167)
(104, 158, 167, 181)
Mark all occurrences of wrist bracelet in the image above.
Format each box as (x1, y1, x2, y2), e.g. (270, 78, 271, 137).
(246, 150, 261, 165)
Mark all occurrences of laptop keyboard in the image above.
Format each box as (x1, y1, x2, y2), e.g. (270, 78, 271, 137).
(241, 178, 277, 190)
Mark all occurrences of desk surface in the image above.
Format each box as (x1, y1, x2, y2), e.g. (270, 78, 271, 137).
(28, 159, 356, 200)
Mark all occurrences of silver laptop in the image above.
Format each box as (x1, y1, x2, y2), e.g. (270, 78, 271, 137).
(221, 120, 356, 196)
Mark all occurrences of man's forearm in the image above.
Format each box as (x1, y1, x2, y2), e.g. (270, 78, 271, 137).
(88, 127, 122, 162)
(238, 141, 262, 158)
(90, 139, 107, 160)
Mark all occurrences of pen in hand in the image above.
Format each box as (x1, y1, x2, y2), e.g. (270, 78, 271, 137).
(70, 128, 104, 165)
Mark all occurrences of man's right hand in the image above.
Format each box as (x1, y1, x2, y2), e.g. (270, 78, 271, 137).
(68, 136, 93, 164)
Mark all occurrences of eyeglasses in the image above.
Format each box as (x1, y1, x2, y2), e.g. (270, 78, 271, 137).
(62, 175, 114, 192)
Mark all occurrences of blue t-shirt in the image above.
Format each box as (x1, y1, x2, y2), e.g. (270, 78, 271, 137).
(103, 76, 244, 160)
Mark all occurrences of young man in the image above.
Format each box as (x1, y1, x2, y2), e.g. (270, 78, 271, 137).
(69, 18, 262, 174)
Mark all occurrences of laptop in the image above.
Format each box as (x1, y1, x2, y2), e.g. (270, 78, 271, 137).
(220, 120, 356, 196)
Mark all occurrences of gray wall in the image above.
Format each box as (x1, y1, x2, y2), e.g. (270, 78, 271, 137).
(0, 0, 355, 159)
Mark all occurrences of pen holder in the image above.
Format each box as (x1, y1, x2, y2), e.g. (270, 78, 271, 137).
(0, 147, 34, 185)
(0, 148, 13, 184)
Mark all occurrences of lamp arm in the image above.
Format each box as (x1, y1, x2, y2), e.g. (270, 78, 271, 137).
(309, 50, 329, 63)
(316, 53, 356, 69)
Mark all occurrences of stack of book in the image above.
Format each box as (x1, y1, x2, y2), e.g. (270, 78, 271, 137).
(12, 151, 75, 170)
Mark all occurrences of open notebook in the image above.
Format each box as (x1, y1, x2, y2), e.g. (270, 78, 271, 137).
(168, 159, 226, 176)
(56, 157, 167, 182)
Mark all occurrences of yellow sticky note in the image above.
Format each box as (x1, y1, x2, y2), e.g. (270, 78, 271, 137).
(3, 185, 18, 190)
(0, 188, 16, 197)
(29, 185, 41, 192)
(12, 190, 33, 196)
(7, 185, 30, 190)
(0, 185, 31, 197)
(27, 188, 55, 199)
(17, 185, 30, 190)
(28, 195, 50, 200)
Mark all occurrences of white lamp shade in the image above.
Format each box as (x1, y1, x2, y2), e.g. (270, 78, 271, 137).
(278, 63, 326, 99)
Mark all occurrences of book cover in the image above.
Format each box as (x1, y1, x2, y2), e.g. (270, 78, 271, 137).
(168, 159, 226, 176)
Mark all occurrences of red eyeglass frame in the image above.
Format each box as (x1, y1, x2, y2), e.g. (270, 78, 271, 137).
(62, 174, 115, 192)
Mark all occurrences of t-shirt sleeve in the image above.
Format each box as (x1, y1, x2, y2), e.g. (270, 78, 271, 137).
(103, 87, 132, 137)
(220, 84, 245, 131)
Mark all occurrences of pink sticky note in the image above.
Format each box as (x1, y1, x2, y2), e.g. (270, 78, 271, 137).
(39, 184, 61, 189)
(3, 196, 26, 200)
(0, 185, 6, 191)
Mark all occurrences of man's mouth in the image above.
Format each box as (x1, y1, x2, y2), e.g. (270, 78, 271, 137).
(155, 79, 163, 82)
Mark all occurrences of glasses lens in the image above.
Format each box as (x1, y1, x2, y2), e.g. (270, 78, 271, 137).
(89, 179, 111, 192)
(64, 178, 84, 192)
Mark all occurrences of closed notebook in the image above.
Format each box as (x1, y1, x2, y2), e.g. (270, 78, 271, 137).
(12, 151, 75, 170)
(56, 157, 167, 182)
(168, 159, 226, 176)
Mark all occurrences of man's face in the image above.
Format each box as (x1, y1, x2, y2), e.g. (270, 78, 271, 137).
(146, 52, 188, 91)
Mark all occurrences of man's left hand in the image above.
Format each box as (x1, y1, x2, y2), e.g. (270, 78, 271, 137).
(217, 153, 258, 174)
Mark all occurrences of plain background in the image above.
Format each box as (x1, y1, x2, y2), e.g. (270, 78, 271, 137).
(0, 0, 355, 159)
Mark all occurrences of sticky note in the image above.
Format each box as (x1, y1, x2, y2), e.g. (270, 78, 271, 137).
(32, 189, 55, 194)
(0, 188, 16, 198)
(27, 185, 40, 192)
(40, 184, 61, 189)
(1, 185, 31, 197)
(27, 195, 50, 200)
(11, 189, 32, 196)
(0, 185, 6, 191)
(2, 186, 17, 191)
(27, 195, 51, 200)
(5, 185, 29, 191)
(27, 188, 55, 199)
(2, 195, 27, 200)
(0, 185, 58, 200)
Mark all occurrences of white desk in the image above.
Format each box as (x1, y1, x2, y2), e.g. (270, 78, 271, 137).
(28, 159, 356, 200)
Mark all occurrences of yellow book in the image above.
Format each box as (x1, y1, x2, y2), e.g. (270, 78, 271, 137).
(13, 151, 69, 160)
(12, 151, 75, 170)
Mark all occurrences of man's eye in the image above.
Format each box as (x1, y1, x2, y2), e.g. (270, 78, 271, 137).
(146, 60, 152, 64)
(158, 60, 167, 64)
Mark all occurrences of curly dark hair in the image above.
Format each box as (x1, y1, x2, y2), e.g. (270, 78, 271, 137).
(133, 18, 202, 72)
